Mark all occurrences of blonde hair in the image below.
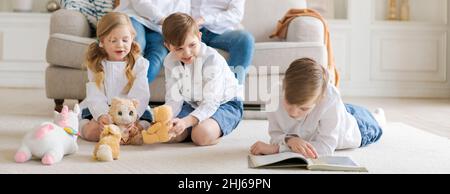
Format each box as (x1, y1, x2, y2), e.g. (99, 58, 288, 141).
(85, 12, 141, 94)
(162, 12, 200, 47)
(283, 58, 329, 105)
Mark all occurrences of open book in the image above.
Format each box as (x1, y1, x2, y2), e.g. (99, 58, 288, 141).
(248, 152, 368, 172)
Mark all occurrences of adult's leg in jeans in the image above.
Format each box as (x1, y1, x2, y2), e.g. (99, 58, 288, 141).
(202, 29, 255, 84)
(130, 17, 146, 55)
(144, 30, 168, 83)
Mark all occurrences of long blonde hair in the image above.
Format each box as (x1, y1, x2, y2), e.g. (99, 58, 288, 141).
(85, 12, 141, 94)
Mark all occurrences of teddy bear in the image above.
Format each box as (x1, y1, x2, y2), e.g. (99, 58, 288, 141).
(109, 98, 143, 145)
(93, 124, 121, 162)
(15, 105, 80, 165)
(142, 105, 175, 144)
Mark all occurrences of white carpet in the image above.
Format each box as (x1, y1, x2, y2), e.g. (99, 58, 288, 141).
(0, 115, 449, 174)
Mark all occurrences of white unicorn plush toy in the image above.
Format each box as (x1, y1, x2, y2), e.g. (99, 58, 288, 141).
(15, 104, 81, 165)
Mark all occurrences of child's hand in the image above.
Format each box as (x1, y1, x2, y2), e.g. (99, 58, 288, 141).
(250, 141, 279, 155)
(170, 118, 187, 136)
(98, 114, 112, 126)
(286, 137, 318, 159)
(196, 17, 205, 26)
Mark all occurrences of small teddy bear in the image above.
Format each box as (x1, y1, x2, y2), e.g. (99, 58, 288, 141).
(93, 124, 121, 162)
(142, 105, 175, 144)
(109, 98, 143, 145)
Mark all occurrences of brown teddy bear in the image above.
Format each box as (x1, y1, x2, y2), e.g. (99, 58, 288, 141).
(142, 105, 175, 144)
(93, 124, 121, 162)
(109, 98, 143, 145)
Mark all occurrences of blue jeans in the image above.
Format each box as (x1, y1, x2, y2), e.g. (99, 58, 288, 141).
(131, 17, 168, 83)
(200, 28, 255, 85)
(345, 104, 383, 147)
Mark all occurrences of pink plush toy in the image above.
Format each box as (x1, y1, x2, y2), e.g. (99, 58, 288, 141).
(15, 104, 81, 165)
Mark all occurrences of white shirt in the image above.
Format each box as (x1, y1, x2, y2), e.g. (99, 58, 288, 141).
(267, 84, 362, 156)
(191, 0, 245, 34)
(164, 42, 243, 122)
(115, 0, 190, 33)
(80, 57, 150, 121)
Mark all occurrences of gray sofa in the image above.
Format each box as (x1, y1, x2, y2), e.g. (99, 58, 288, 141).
(46, 0, 326, 111)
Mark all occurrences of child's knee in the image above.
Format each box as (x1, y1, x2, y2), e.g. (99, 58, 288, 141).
(191, 126, 219, 146)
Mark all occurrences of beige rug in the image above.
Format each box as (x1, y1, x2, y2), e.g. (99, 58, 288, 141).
(0, 115, 449, 174)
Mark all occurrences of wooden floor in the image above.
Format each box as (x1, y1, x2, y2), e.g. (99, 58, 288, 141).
(1, 88, 449, 138)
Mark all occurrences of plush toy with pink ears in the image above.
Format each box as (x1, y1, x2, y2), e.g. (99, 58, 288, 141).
(15, 104, 81, 165)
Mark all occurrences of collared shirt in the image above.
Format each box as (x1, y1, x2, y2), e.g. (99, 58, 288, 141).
(80, 57, 150, 121)
(115, 0, 190, 33)
(191, 0, 245, 34)
(267, 84, 362, 156)
(164, 42, 243, 122)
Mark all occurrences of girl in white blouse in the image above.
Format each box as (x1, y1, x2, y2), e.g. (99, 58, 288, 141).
(79, 12, 151, 142)
(250, 58, 385, 158)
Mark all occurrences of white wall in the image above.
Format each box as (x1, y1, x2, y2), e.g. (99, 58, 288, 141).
(329, 0, 450, 98)
(0, 0, 49, 13)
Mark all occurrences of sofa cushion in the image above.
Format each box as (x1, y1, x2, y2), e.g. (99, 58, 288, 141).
(149, 42, 326, 78)
(149, 74, 280, 105)
(46, 33, 94, 69)
(243, 0, 307, 42)
(47, 34, 325, 77)
(248, 42, 327, 76)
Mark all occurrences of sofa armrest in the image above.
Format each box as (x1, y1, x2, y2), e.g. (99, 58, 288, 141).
(286, 16, 324, 43)
(50, 9, 92, 37)
(47, 33, 94, 69)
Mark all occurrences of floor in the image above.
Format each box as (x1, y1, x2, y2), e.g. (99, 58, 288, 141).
(1, 88, 449, 139)
(1, 88, 449, 174)
(2, 120, 449, 174)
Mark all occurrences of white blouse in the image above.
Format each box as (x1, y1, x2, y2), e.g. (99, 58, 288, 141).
(80, 57, 150, 121)
(164, 42, 243, 122)
(191, 0, 245, 34)
(115, 0, 191, 33)
(267, 84, 362, 156)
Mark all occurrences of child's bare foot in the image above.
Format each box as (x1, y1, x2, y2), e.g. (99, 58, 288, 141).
(372, 108, 387, 128)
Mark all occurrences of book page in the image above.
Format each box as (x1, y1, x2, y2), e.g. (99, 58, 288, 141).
(248, 153, 368, 172)
(312, 156, 359, 166)
(308, 156, 368, 172)
(248, 152, 309, 168)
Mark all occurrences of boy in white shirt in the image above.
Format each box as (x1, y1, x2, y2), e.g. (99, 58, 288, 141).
(162, 13, 244, 146)
(191, 0, 254, 85)
(115, 0, 190, 83)
(250, 58, 385, 158)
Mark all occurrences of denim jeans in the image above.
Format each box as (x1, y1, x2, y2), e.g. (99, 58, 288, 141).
(200, 28, 255, 85)
(345, 104, 383, 147)
(176, 99, 243, 137)
(131, 17, 168, 83)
